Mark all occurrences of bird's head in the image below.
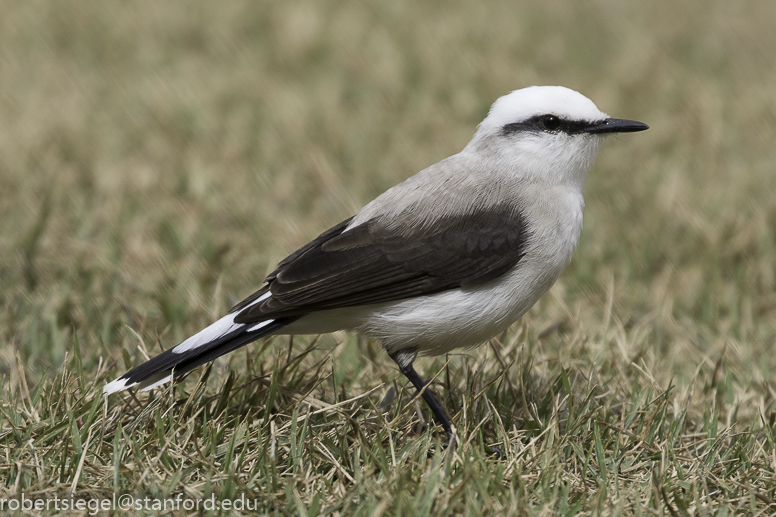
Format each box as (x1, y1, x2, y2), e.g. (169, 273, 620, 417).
(466, 86, 648, 189)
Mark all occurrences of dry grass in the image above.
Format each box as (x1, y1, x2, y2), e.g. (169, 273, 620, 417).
(2, 1, 776, 515)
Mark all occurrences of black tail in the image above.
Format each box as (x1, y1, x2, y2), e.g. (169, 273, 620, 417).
(104, 317, 297, 394)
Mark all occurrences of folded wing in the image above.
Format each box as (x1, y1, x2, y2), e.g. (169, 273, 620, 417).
(234, 204, 529, 323)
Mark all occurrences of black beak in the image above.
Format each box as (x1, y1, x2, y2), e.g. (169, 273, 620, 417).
(585, 118, 649, 134)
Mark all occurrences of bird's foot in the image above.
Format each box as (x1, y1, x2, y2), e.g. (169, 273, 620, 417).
(487, 444, 504, 458)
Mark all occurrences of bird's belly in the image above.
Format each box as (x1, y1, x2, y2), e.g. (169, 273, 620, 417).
(282, 292, 515, 355)
(361, 255, 566, 355)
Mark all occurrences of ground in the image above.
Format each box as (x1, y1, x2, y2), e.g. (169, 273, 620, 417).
(1, 1, 776, 515)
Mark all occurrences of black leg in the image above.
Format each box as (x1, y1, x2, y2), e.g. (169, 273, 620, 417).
(389, 350, 453, 442)
(389, 349, 503, 458)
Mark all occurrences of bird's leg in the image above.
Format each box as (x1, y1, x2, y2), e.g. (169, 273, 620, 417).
(389, 349, 504, 458)
(389, 349, 453, 443)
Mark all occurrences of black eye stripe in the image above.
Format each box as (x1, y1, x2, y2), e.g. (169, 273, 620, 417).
(502, 115, 601, 136)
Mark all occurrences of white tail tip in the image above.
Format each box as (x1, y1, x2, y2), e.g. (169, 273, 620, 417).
(103, 377, 136, 395)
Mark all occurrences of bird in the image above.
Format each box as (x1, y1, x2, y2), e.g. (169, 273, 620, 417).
(104, 85, 648, 443)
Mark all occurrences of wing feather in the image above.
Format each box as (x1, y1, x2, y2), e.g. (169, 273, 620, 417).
(233, 204, 529, 322)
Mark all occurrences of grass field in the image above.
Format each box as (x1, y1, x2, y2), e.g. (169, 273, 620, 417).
(2, 1, 776, 515)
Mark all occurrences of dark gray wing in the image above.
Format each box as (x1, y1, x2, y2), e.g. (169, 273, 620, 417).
(232, 204, 529, 322)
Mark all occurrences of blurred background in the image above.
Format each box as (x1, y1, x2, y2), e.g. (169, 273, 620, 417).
(1, 0, 775, 395)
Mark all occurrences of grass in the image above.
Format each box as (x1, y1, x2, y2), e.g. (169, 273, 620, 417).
(2, 0, 776, 515)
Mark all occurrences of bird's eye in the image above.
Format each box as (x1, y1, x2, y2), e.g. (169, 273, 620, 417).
(541, 115, 561, 131)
